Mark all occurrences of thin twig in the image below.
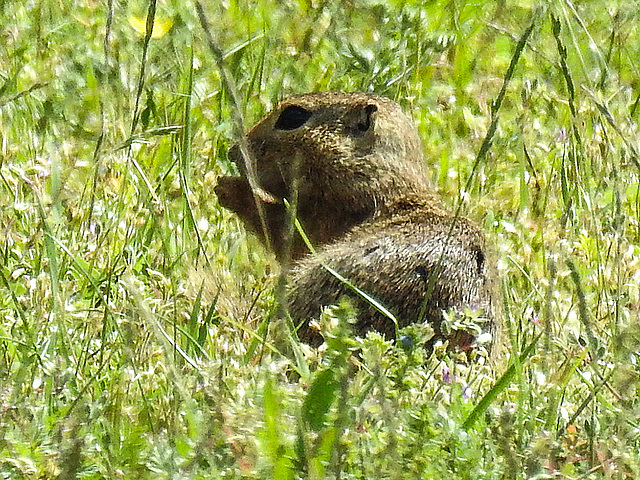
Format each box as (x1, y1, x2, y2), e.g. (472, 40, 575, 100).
(195, 2, 274, 252)
(460, 7, 542, 205)
(130, 0, 157, 136)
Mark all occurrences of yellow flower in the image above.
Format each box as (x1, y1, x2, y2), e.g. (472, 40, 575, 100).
(128, 15, 173, 39)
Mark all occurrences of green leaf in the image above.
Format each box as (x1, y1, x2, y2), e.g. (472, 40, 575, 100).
(263, 375, 294, 479)
(303, 368, 339, 432)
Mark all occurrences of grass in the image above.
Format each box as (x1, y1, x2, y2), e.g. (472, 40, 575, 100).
(1, 0, 640, 478)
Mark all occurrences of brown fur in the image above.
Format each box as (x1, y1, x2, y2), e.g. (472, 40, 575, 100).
(215, 92, 495, 350)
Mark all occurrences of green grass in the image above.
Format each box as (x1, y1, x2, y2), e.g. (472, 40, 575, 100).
(2, 0, 640, 478)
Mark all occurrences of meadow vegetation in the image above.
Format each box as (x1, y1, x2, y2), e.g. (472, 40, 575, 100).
(1, 0, 640, 478)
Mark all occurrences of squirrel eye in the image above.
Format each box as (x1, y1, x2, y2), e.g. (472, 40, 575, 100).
(274, 105, 312, 131)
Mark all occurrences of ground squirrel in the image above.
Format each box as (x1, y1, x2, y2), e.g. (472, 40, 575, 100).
(215, 92, 495, 351)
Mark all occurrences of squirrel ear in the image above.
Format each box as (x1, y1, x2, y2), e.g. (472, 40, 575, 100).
(353, 103, 378, 135)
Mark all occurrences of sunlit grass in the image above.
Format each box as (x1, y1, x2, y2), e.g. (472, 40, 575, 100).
(1, 0, 640, 478)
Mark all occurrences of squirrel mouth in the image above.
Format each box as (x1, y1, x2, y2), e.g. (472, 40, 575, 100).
(214, 176, 281, 211)
(220, 143, 283, 205)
